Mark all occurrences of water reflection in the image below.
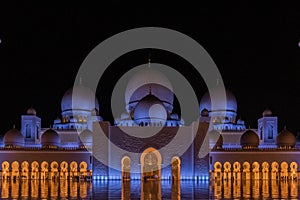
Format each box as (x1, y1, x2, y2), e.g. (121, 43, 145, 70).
(212, 179, 299, 199)
(0, 178, 299, 199)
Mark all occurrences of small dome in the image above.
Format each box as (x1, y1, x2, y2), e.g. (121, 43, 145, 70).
(78, 129, 92, 146)
(240, 130, 259, 149)
(27, 107, 36, 115)
(41, 129, 60, 147)
(3, 127, 24, 147)
(276, 128, 296, 148)
(263, 109, 272, 117)
(61, 85, 99, 112)
(209, 130, 223, 149)
(200, 84, 237, 113)
(201, 108, 209, 117)
(133, 94, 167, 126)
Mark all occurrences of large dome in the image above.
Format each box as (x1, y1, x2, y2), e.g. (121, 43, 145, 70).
(199, 84, 237, 113)
(133, 94, 167, 126)
(3, 128, 24, 147)
(125, 67, 174, 113)
(240, 130, 259, 149)
(276, 128, 296, 148)
(41, 129, 60, 147)
(61, 85, 99, 112)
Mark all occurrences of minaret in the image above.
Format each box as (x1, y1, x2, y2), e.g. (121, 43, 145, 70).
(21, 106, 42, 144)
(257, 108, 278, 144)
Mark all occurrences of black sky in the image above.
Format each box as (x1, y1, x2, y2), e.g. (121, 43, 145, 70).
(0, 2, 300, 135)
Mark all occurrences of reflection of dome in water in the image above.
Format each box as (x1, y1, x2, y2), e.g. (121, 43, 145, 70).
(276, 128, 296, 148)
(133, 94, 167, 126)
(41, 129, 60, 147)
(240, 130, 259, 149)
(125, 67, 173, 113)
(199, 85, 237, 113)
(61, 85, 99, 112)
(3, 128, 24, 147)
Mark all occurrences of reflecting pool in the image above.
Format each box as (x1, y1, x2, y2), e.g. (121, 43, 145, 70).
(0, 179, 299, 199)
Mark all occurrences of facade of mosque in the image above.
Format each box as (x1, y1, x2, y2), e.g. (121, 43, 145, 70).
(0, 66, 299, 182)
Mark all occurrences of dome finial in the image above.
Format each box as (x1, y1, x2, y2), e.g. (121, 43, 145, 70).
(148, 53, 151, 68)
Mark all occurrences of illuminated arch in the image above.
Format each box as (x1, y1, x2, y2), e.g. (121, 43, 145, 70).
(60, 161, 68, 179)
(70, 161, 78, 179)
(1, 161, 9, 180)
(31, 161, 39, 179)
(233, 161, 241, 180)
(271, 161, 279, 180)
(280, 161, 288, 180)
(262, 162, 269, 180)
(171, 157, 181, 181)
(50, 161, 59, 180)
(242, 162, 250, 180)
(21, 161, 29, 179)
(223, 162, 231, 180)
(11, 161, 19, 179)
(41, 161, 49, 180)
(290, 162, 298, 180)
(79, 161, 88, 178)
(121, 156, 131, 181)
(252, 162, 260, 179)
(214, 162, 222, 180)
(140, 147, 162, 180)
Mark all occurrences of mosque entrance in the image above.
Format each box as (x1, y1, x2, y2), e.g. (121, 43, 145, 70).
(141, 148, 161, 181)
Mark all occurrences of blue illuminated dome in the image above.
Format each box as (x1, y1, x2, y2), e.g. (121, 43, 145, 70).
(41, 129, 60, 147)
(61, 85, 99, 112)
(3, 127, 24, 147)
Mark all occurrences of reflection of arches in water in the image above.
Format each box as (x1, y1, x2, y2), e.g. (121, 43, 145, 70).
(31, 161, 39, 179)
(290, 162, 298, 180)
(233, 162, 241, 180)
(60, 161, 68, 179)
(262, 162, 269, 180)
(214, 162, 222, 180)
(50, 161, 59, 180)
(252, 162, 260, 180)
(70, 161, 78, 179)
(223, 162, 231, 180)
(271, 162, 279, 180)
(121, 179, 131, 200)
(141, 180, 161, 200)
(2, 161, 10, 180)
(171, 157, 180, 181)
(121, 156, 131, 181)
(12, 161, 20, 179)
(140, 147, 162, 181)
(21, 161, 29, 179)
(171, 179, 181, 200)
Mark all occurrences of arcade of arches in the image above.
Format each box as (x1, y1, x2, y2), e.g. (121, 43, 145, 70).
(121, 147, 181, 181)
(1, 161, 90, 180)
(212, 161, 298, 180)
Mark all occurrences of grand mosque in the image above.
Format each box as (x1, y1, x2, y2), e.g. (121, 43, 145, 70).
(0, 65, 300, 183)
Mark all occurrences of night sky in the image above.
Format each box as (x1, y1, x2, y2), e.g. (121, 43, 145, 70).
(0, 2, 300, 136)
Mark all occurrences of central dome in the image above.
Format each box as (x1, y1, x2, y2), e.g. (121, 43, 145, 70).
(133, 94, 167, 126)
(61, 85, 99, 112)
(125, 67, 174, 113)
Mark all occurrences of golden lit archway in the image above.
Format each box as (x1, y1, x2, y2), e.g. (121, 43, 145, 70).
(280, 161, 288, 180)
(1, 161, 9, 180)
(213, 162, 222, 180)
(50, 161, 59, 180)
(262, 162, 269, 180)
(233, 161, 241, 180)
(79, 161, 88, 178)
(70, 161, 78, 180)
(11, 161, 19, 180)
(223, 162, 231, 180)
(21, 161, 29, 179)
(242, 162, 250, 180)
(60, 161, 68, 179)
(31, 161, 39, 179)
(252, 162, 260, 179)
(271, 161, 279, 180)
(121, 156, 131, 181)
(171, 157, 181, 181)
(140, 147, 162, 181)
(290, 162, 298, 180)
